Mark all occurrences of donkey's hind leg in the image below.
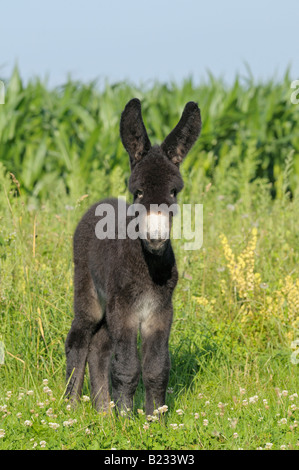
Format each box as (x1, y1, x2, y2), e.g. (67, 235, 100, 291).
(87, 321, 112, 411)
(65, 261, 104, 404)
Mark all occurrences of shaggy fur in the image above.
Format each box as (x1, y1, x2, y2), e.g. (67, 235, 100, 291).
(65, 98, 202, 415)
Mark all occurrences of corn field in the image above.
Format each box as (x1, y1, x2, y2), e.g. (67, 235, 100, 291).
(1, 67, 299, 201)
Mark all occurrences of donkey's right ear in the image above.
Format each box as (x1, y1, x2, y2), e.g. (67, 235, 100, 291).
(120, 98, 152, 168)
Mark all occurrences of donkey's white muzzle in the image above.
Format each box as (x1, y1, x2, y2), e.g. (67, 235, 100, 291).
(141, 212, 170, 241)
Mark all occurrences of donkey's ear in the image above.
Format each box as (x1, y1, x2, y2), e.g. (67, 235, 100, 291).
(161, 102, 202, 166)
(120, 98, 151, 168)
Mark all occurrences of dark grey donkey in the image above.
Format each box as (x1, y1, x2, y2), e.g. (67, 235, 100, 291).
(65, 98, 202, 415)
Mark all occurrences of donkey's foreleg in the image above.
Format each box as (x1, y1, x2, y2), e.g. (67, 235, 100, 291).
(107, 311, 141, 412)
(141, 308, 173, 415)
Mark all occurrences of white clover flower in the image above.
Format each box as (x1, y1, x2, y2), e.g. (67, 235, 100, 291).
(146, 415, 158, 422)
(48, 422, 60, 430)
(228, 417, 238, 429)
(278, 418, 287, 425)
(46, 408, 54, 417)
(24, 420, 33, 427)
(63, 419, 77, 427)
(249, 395, 259, 404)
(170, 423, 178, 430)
(158, 405, 168, 414)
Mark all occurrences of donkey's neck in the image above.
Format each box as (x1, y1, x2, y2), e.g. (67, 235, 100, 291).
(141, 241, 175, 286)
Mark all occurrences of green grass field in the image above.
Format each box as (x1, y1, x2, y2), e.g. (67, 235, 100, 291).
(0, 69, 298, 450)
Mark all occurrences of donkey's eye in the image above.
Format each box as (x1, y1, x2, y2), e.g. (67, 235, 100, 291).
(170, 188, 177, 198)
(135, 189, 143, 199)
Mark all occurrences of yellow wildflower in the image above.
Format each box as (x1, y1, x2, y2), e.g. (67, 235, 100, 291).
(220, 228, 260, 299)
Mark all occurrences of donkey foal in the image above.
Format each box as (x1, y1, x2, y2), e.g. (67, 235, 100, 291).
(65, 98, 202, 415)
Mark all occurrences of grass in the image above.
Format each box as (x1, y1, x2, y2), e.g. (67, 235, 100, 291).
(0, 71, 299, 450)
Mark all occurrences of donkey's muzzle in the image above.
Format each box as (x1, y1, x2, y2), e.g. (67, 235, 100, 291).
(141, 212, 170, 255)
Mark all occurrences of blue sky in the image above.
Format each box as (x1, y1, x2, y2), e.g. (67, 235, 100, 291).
(1, 0, 298, 87)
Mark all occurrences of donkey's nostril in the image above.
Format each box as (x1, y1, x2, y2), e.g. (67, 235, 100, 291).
(147, 229, 163, 241)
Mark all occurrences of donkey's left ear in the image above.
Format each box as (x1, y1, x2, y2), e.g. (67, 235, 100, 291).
(161, 102, 202, 166)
